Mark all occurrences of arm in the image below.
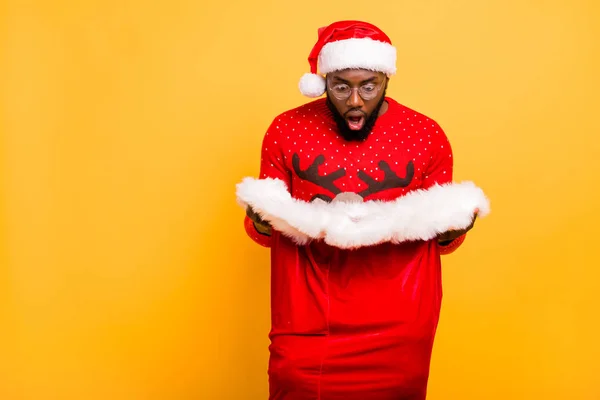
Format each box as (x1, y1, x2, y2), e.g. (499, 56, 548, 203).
(243, 119, 291, 247)
(421, 122, 472, 255)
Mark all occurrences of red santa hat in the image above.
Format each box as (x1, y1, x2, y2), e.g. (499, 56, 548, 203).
(298, 20, 397, 98)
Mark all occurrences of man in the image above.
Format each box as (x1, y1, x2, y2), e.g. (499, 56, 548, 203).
(236, 20, 488, 400)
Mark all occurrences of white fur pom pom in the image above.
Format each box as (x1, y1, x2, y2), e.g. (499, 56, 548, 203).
(298, 73, 326, 97)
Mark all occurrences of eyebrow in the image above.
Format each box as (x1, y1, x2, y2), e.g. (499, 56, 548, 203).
(330, 76, 379, 84)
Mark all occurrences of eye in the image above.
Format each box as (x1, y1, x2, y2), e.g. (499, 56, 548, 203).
(362, 83, 377, 92)
(332, 84, 349, 91)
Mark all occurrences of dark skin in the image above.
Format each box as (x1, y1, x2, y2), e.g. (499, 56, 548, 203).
(437, 213, 477, 244)
(246, 206, 272, 236)
(326, 69, 390, 133)
(247, 68, 476, 244)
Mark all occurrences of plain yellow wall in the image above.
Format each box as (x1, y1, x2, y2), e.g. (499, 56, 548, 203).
(1, 0, 599, 399)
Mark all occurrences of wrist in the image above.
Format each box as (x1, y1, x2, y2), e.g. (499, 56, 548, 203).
(253, 221, 272, 236)
(438, 234, 466, 255)
(438, 239, 454, 246)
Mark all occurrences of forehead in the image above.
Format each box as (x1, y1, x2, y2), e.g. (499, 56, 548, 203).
(328, 69, 384, 82)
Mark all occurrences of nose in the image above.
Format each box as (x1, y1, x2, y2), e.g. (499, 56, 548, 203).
(346, 88, 364, 108)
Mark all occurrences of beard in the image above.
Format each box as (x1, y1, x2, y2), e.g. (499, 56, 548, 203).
(326, 88, 387, 142)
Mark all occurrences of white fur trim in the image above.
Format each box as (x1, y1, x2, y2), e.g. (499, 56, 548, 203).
(318, 38, 397, 76)
(236, 177, 490, 249)
(298, 73, 326, 97)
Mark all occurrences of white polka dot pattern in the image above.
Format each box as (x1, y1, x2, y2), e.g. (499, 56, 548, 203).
(259, 98, 454, 202)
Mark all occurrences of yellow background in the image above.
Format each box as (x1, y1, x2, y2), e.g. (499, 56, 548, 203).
(1, 0, 599, 399)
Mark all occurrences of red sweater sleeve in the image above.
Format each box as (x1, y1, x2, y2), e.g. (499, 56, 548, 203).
(243, 117, 292, 247)
(421, 121, 467, 255)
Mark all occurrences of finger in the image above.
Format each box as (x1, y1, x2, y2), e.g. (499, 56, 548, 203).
(247, 206, 271, 227)
(246, 206, 261, 222)
(470, 214, 477, 227)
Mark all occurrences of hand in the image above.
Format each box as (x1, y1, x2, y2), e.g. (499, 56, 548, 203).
(246, 205, 272, 236)
(437, 211, 478, 244)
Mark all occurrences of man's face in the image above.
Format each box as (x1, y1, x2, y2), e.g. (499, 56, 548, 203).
(325, 69, 388, 142)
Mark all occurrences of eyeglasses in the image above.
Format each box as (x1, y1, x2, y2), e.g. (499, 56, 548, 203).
(327, 79, 385, 101)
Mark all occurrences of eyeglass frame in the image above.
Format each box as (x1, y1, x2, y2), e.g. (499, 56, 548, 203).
(326, 76, 386, 101)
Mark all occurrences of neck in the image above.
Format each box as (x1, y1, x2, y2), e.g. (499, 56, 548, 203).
(378, 99, 389, 116)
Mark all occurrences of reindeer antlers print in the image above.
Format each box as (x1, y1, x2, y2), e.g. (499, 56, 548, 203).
(292, 153, 345, 202)
(292, 153, 414, 202)
(357, 160, 414, 198)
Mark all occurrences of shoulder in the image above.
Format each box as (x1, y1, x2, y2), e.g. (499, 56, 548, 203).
(385, 97, 449, 141)
(263, 98, 330, 139)
(269, 98, 329, 125)
(261, 99, 329, 146)
(385, 98, 442, 125)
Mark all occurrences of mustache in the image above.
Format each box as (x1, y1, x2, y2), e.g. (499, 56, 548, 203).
(343, 109, 367, 117)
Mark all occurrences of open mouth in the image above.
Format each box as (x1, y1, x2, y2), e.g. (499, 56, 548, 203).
(346, 115, 366, 130)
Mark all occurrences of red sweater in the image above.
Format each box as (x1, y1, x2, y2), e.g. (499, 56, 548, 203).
(240, 97, 476, 400)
